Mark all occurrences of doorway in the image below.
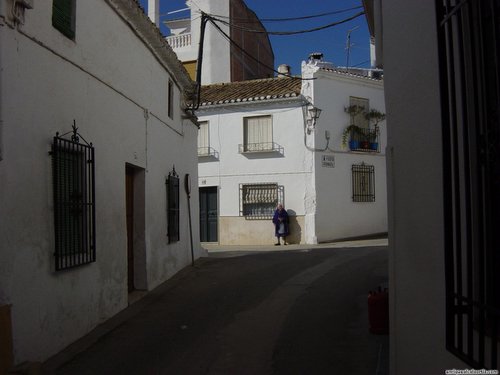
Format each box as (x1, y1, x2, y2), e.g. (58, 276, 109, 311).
(199, 186, 218, 242)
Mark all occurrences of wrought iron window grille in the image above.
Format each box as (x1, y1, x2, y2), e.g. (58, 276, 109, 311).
(239, 183, 284, 220)
(50, 121, 95, 271)
(437, 0, 500, 369)
(166, 166, 180, 243)
(352, 163, 375, 202)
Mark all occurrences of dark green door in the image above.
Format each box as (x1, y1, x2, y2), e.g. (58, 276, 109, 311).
(199, 187, 218, 242)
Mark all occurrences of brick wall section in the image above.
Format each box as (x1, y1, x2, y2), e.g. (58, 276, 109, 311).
(230, 0, 275, 82)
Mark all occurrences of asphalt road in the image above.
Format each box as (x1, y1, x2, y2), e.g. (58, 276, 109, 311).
(43, 245, 388, 375)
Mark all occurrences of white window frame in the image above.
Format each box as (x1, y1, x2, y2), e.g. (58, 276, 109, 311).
(349, 96, 369, 129)
(243, 115, 273, 152)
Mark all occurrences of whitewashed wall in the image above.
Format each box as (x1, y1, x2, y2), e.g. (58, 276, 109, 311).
(0, 0, 200, 364)
(304, 67, 387, 242)
(185, 0, 231, 84)
(197, 100, 314, 244)
(381, 1, 466, 373)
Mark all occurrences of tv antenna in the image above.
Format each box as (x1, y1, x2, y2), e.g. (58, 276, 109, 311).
(345, 26, 359, 71)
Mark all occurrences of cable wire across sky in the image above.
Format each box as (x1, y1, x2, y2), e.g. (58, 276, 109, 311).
(206, 11, 366, 36)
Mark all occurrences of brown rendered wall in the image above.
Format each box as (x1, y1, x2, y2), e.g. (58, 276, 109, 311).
(230, 0, 275, 82)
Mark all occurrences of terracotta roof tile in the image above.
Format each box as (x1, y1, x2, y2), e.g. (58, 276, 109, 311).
(199, 77, 302, 107)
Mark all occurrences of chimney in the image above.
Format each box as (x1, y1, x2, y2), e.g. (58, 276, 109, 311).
(277, 64, 291, 78)
(308, 52, 324, 62)
(148, 0, 160, 27)
(306, 52, 335, 69)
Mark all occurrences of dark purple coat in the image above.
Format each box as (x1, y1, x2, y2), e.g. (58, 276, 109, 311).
(272, 208, 290, 237)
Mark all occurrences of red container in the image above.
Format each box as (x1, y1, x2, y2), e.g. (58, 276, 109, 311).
(368, 289, 389, 334)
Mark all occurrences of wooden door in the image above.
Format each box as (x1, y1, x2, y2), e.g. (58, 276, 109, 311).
(126, 167, 134, 292)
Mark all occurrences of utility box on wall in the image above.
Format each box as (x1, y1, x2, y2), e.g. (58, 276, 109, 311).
(0, 305, 13, 374)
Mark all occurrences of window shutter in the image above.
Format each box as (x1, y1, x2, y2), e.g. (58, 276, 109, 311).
(349, 97, 369, 128)
(52, 0, 75, 39)
(198, 122, 209, 150)
(167, 170, 180, 243)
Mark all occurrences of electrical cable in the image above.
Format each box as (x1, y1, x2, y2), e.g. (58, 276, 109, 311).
(261, 5, 364, 22)
(210, 11, 365, 35)
(206, 16, 314, 81)
(198, 5, 363, 22)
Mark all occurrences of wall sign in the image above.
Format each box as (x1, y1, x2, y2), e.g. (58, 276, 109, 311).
(321, 155, 335, 168)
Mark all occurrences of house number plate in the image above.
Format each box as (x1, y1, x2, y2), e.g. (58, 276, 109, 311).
(321, 155, 335, 168)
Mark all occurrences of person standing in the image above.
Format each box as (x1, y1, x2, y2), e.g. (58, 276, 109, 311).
(272, 203, 289, 245)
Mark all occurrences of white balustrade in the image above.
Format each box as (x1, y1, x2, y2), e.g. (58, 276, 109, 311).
(166, 33, 192, 49)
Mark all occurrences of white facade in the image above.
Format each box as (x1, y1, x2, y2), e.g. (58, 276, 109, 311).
(165, 0, 231, 84)
(197, 97, 312, 245)
(374, 0, 500, 373)
(303, 61, 387, 243)
(0, 0, 201, 366)
(382, 5, 456, 371)
(197, 60, 387, 245)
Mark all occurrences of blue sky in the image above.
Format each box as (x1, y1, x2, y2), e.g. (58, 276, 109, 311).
(139, 0, 370, 75)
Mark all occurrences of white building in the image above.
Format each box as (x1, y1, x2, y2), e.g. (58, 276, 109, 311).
(196, 56, 387, 245)
(0, 0, 202, 368)
(363, 0, 500, 373)
(160, 0, 274, 84)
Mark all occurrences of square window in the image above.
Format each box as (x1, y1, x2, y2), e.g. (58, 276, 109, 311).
(243, 115, 273, 152)
(239, 183, 283, 219)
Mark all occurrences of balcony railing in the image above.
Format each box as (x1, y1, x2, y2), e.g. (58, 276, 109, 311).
(238, 142, 284, 154)
(198, 147, 218, 159)
(166, 33, 192, 49)
(347, 128, 380, 153)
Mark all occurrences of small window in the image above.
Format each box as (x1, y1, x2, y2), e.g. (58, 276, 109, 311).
(243, 115, 272, 152)
(239, 183, 283, 219)
(168, 80, 174, 119)
(51, 130, 95, 270)
(349, 97, 369, 129)
(52, 0, 76, 39)
(198, 121, 209, 155)
(166, 167, 179, 243)
(352, 164, 375, 202)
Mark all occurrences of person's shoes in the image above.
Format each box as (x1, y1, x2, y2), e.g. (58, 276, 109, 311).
(274, 243, 280, 246)
(284, 242, 288, 245)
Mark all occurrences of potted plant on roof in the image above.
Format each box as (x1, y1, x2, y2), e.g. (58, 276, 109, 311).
(364, 109, 386, 151)
(342, 104, 364, 150)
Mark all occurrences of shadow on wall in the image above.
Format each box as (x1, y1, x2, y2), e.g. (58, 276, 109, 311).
(286, 210, 302, 244)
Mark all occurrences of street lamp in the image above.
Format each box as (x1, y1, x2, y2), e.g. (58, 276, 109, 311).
(307, 105, 322, 134)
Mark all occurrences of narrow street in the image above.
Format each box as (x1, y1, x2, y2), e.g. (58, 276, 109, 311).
(42, 244, 388, 375)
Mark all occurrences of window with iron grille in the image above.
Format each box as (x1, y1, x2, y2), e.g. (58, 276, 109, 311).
(52, 0, 76, 39)
(352, 164, 375, 202)
(166, 167, 180, 243)
(239, 183, 283, 219)
(51, 128, 95, 271)
(437, 0, 500, 369)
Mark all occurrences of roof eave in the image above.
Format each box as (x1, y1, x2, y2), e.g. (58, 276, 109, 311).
(196, 95, 305, 111)
(106, 0, 196, 98)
